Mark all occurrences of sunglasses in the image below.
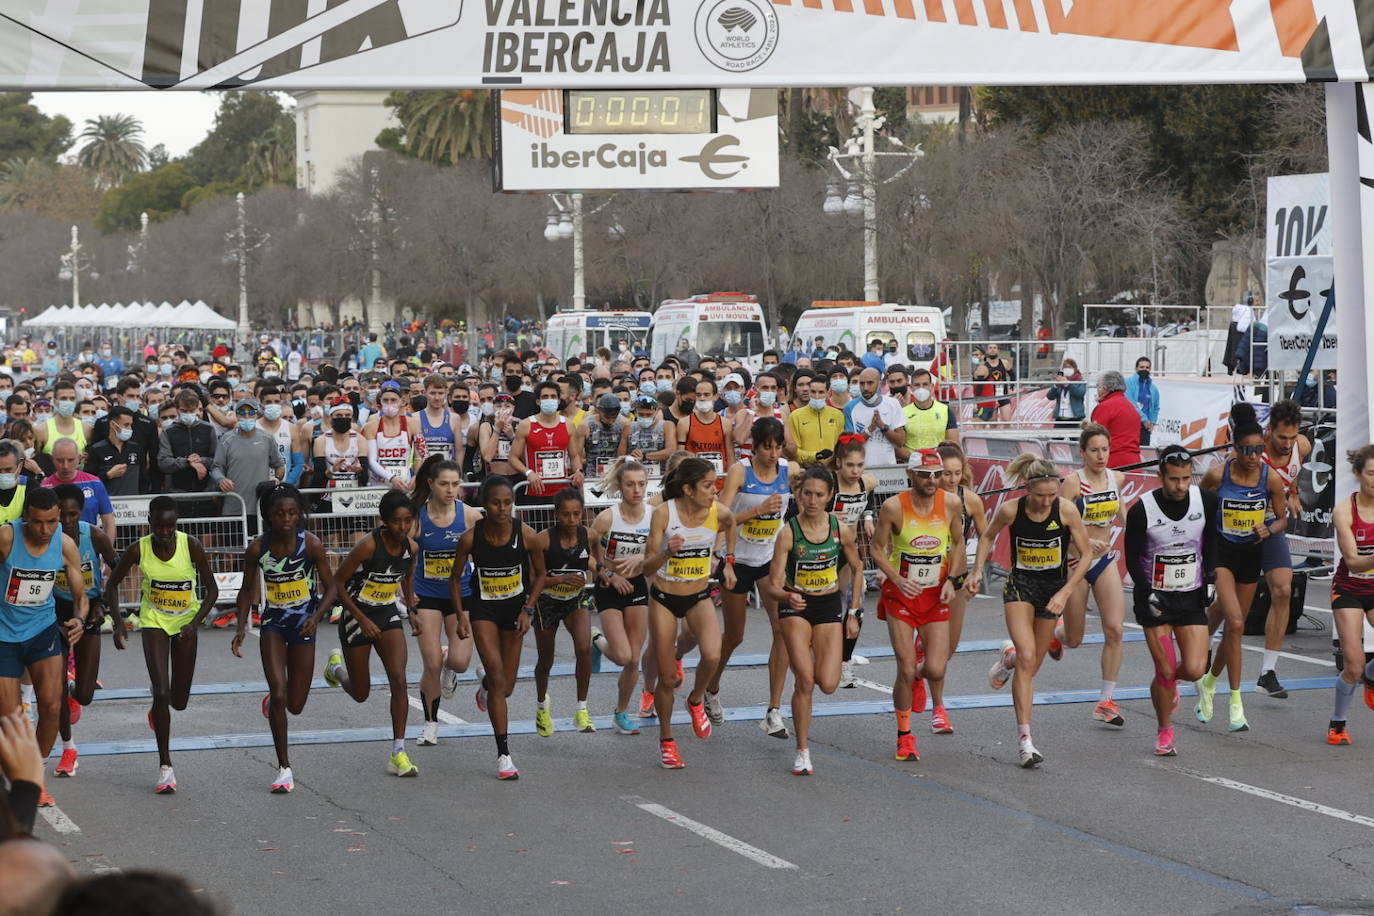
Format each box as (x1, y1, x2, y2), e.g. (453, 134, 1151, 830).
(1161, 450, 1193, 465)
(912, 469, 943, 479)
(1236, 444, 1264, 456)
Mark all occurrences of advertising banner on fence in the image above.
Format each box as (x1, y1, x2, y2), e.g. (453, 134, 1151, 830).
(1265, 173, 1336, 371)
(0, 0, 1372, 90)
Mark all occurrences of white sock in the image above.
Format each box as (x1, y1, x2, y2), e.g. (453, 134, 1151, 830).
(20, 684, 34, 703)
(577, 699, 588, 712)
(540, 695, 550, 709)
(62, 739, 75, 752)
(1053, 624, 1064, 643)
(1099, 680, 1115, 702)
(593, 632, 608, 652)
(1261, 650, 1278, 673)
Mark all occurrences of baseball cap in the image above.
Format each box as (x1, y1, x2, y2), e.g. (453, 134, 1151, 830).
(234, 397, 261, 414)
(633, 395, 657, 409)
(722, 373, 745, 389)
(908, 449, 943, 470)
(597, 393, 621, 411)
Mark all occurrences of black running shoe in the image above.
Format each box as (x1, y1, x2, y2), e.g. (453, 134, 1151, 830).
(1256, 670, 1289, 699)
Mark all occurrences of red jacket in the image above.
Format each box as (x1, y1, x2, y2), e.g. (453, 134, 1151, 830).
(1090, 390, 1142, 469)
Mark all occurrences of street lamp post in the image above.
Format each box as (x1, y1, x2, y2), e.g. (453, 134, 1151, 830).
(59, 225, 83, 309)
(236, 192, 250, 340)
(544, 193, 617, 311)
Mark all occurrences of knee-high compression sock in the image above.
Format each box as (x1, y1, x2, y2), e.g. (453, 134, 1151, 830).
(1334, 677, 1359, 721)
(843, 636, 858, 662)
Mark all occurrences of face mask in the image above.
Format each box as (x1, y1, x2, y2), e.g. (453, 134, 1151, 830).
(100, 348, 112, 358)
(1062, 366, 1073, 374)
(199, 371, 211, 383)
(33, 413, 50, 426)
(809, 398, 827, 411)
(55, 400, 75, 417)
(619, 403, 633, 416)
(634, 416, 655, 430)
(145, 365, 157, 375)
(640, 380, 656, 397)
(848, 384, 861, 398)
(409, 395, 427, 412)
(94, 409, 108, 421)
(228, 375, 241, 385)
(310, 406, 324, 419)
(970, 357, 981, 367)
(160, 365, 173, 376)
(696, 402, 714, 416)
(0, 474, 16, 491)
(80, 352, 92, 362)
(124, 399, 142, 413)
(23, 448, 33, 459)
(539, 398, 559, 415)
(263, 370, 280, 379)
(830, 378, 847, 393)
(262, 404, 283, 422)
(723, 390, 742, 406)
(180, 413, 198, 426)
(888, 386, 908, 399)
(161, 418, 175, 430)
(522, 385, 534, 394)
(826, 349, 838, 360)
(582, 382, 592, 398)
(469, 404, 481, 419)
(381, 404, 400, 418)
(680, 399, 696, 413)
(757, 390, 777, 407)
(331, 416, 352, 433)
(116, 427, 133, 442)
(480, 402, 495, 418)
(366, 388, 380, 403)
(1137, 368, 1150, 379)
(913, 387, 933, 403)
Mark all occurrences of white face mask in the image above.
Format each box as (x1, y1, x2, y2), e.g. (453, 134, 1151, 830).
(913, 387, 933, 403)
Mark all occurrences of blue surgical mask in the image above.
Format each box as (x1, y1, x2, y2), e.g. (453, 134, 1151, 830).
(848, 383, 861, 398)
(179, 413, 198, 426)
(262, 404, 283, 422)
(539, 398, 559, 415)
(238, 417, 258, 432)
(809, 398, 827, 411)
(640, 380, 657, 397)
(830, 378, 847, 393)
(636, 416, 656, 429)
(582, 382, 592, 398)
(55, 400, 76, 418)
(116, 427, 133, 442)
(757, 390, 777, 407)
(723, 390, 742, 406)
(124, 399, 142, 413)
(0, 473, 16, 491)
(620, 403, 633, 416)
(160, 364, 173, 376)
(94, 409, 108, 421)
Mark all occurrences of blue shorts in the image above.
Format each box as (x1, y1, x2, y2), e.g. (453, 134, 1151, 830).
(1069, 551, 1118, 586)
(0, 622, 63, 678)
(1260, 530, 1292, 574)
(260, 606, 316, 646)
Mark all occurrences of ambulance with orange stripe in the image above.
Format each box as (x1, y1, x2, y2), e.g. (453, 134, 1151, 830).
(649, 292, 770, 367)
(791, 302, 947, 373)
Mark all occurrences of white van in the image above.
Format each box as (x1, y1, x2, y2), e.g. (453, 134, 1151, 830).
(543, 310, 651, 360)
(791, 302, 947, 371)
(649, 293, 770, 367)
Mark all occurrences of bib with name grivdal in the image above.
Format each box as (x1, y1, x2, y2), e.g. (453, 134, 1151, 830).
(1010, 496, 1069, 580)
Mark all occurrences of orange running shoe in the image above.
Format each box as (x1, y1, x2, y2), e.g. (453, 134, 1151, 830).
(895, 732, 919, 761)
(1328, 721, 1352, 746)
(911, 677, 927, 715)
(1364, 679, 1374, 712)
(930, 706, 954, 734)
(638, 690, 656, 719)
(674, 658, 685, 690)
(55, 748, 78, 777)
(659, 739, 685, 769)
(38, 786, 55, 807)
(688, 699, 712, 739)
(1047, 637, 1064, 661)
(67, 694, 82, 726)
(1093, 699, 1125, 727)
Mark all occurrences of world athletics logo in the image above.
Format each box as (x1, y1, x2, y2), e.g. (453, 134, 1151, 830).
(695, 0, 778, 72)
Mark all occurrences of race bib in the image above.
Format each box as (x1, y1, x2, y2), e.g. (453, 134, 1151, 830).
(665, 547, 711, 581)
(425, 439, 453, 460)
(742, 514, 782, 543)
(537, 450, 566, 480)
(7, 569, 55, 607)
(899, 553, 943, 586)
(55, 561, 94, 595)
(795, 558, 838, 594)
(698, 451, 724, 474)
(1152, 552, 1198, 592)
(478, 565, 523, 602)
(330, 473, 357, 489)
(607, 533, 647, 560)
(496, 438, 512, 461)
(1353, 544, 1374, 580)
(545, 568, 585, 600)
(1015, 537, 1062, 572)
(591, 457, 614, 478)
(834, 493, 867, 526)
(1221, 498, 1265, 537)
(1081, 491, 1118, 526)
(150, 578, 195, 615)
(358, 574, 400, 606)
(264, 572, 310, 607)
(422, 549, 455, 580)
(641, 460, 661, 478)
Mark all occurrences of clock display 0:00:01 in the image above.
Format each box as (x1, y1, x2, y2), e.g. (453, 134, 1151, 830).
(564, 90, 716, 135)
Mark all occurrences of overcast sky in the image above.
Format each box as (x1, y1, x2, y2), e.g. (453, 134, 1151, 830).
(29, 91, 264, 158)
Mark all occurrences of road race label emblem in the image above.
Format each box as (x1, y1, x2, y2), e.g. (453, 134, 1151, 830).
(695, 0, 776, 72)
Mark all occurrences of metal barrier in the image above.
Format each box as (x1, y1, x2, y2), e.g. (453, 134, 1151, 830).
(109, 491, 250, 613)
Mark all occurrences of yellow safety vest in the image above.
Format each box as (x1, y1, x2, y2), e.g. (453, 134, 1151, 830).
(904, 401, 950, 451)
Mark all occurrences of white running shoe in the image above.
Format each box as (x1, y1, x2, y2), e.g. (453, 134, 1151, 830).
(840, 660, 856, 688)
(417, 722, 439, 746)
(989, 640, 1016, 690)
(760, 708, 790, 739)
(1018, 737, 1044, 769)
(853, 653, 870, 666)
(155, 765, 177, 794)
(440, 646, 460, 699)
(496, 754, 519, 780)
(792, 749, 813, 775)
(704, 691, 725, 726)
(271, 767, 294, 794)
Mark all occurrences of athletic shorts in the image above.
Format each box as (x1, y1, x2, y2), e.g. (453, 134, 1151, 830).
(533, 595, 581, 631)
(261, 605, 315, 646)
(778, 590, 843, 627)
(338, 604, 403, 648)
(468, 599, 525, 632)
(55, 597, 103, 634)
(0, 622, 63, 678)
(1133, 594, 1208, 629)
(1216, 538, 1263, 585)
(416, 595, 457, 617)
(1331, 589, 1374, 613)
(595, 575, 648, 612)
(650, 584, 712, 619)
(140, 606, 197, 637)
(876, 580, 950, 629)
(1068, 551, 1118, 586)
(714, 559, 771, 596)
(1003, 573, 1066, 619)
(1260, 530, 1293, 574)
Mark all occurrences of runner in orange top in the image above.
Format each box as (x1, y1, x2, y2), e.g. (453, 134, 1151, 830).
(676, 377, 732, 492)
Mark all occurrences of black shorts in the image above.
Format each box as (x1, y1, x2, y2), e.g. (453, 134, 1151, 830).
(595, 575, 648, 611)
(1003, 573, 1066, 620)
(650, 585, 712, 619)
(1332, 589, 1374, 613)
(778, 590, 843, 627)
(338, 604, 404, 648)
(416, 595, 457, 617)
(714, 559, 771, 596)
(1217, 538, 1263, 585)
(469, 599, 525, 632)
(1133, 592, 1208, 629)
(533, 595, 581, 631)
(55, 596, 103, 634)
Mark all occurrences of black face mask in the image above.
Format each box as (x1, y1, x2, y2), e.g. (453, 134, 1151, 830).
(889, 386, 907, 398)
(680, 399, 696, 413)
(505, 375, 523, 393)
(451, 401, 469, 414)
(1137, 368, 1151, 379)
(331, 416, 352, 433)
(409, 395, 427, 412)
(293, 401, 307, 419)
(347, 391, 361, 406)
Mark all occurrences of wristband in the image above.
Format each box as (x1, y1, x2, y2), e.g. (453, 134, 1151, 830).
(724, 555, 736, 565)
(950, 573, 968, 589)
(846, 606, 863, 617)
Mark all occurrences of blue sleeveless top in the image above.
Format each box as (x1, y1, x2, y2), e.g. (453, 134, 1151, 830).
(418, 409, 457, 461)
(415, 503, 472, 599)
(0, 519, 65, 641)
(1217, 459, 1269, 545)
(54, 521, 101, 601)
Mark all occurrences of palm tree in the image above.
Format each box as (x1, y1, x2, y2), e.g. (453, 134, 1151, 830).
(386, 90, 493, 164)
(241, 117, 296, 189)
(0, 157, 49, 208)
(76, 114, 146, 189)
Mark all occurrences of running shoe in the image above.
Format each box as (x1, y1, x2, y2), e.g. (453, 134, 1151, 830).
(638, 690, 656, 719)
(271, 767, 294, 794)
(37, 786, 55, 807)
(659, 739, 685, 769)
(251, 610, 262, 627)
(895, 732, 919, 761)
(1228, 693, 1249, 732)
(496, 754, 519, 780)
(147, 708, 154, 731)
(1154, 727, 1178, 757)
(1092, 699, 1125, 727)
(125, 612, 141, 630)
(792, 749, 813, 776)
(155, 765, 177, 794)
(591, 627, 604, 673)
(760, 708, 789, 739)
(21, 700, 33, 723)
(1327, 720, 1352, 746)
(1047, 637, 1064, 661)
(1365, 676, 1374, 712)
(574, 708, 596, 733)
(1018, 737, 1044, 769)
(704, 691, 725, 727)
(535, 703, 554, 737)
(475, 681, 488, 714)
(674, 658, 685, 690)
(417, 722, 439, 746)
(930, 706, 954, 735)
(853, 653, 870, 666)
(55, 748, 78, 777)
(261, 694, 270, 719)
(613, 711, 640, 735)
(988, 640, 1016, 690)
(911, 677, 928, 716)
(1194, 672, 1216, 723)
(1256, 670, 1288, 699)
(211, 611, 235, 629)
(67, 694, 82, 726)
(840, 660, 856, 689)
(387, 751, 418, 777)
(440, 646, 459, 699)
(688, 699, 712, 739)
(322, 649, 343, 688)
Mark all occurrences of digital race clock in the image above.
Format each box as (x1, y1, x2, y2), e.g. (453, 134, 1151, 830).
(564, 90, 716, 135)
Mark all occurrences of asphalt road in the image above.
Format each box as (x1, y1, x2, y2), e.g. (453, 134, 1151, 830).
(29, 583, 1374, 916)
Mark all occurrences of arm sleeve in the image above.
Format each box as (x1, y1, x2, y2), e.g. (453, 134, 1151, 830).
(311, 454, 328, 489)
(1124, 501, 1149, 595)
(7, 780, 38, 833)
(946, 407, 958, 430)
(286, 450, 304, 485)
(367, 438, 392, 481)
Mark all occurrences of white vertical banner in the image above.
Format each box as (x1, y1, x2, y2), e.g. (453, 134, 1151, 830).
(1328, 83, 1374, 501)
(1264, 173, 1333, 370)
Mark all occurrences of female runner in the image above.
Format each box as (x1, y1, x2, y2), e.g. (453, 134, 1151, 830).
(831, 438, 877, 691)
(932, 441, 986, 734)
(532, 488, 597, 736)
(1327, 444, 1374, 745)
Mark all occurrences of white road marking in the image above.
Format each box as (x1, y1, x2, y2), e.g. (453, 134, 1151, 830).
(852, 677, 893, 695)
(405, 694, 467, 724)
(1303, 605, 1333, 615)
(1122, 622, 1334, 667)
(1177, 769, 1374, 830)
(622, 795, 799, 870)
(38, 805, 120, 873)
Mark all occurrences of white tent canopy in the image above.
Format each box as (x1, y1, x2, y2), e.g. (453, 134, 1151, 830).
(24, 299, 234, 330)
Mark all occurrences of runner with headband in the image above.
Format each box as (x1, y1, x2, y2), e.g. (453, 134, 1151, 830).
(933, 441, 985, 734)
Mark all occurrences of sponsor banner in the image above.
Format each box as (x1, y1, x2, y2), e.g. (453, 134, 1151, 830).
(1265, 173, 1335, 371)
(0, 1, 1370, 90)
(1290, 422, 1336, 560)
(1149, 380, 1239, 452)
(326, 487, 387, 517)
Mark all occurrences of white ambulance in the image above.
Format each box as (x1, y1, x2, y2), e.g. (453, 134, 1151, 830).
(649, 293, 770, 367)
(542, 309, 651, 359)
(790, 302, 947, 371)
